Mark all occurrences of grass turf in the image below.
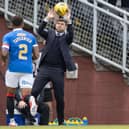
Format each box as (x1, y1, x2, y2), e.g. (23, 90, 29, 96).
(0, 125, 129, 129)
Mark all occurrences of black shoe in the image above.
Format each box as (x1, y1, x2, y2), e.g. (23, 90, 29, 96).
(59, 122, 65, 125)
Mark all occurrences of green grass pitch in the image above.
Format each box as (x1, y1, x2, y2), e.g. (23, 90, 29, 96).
(0, 125, 129, 129)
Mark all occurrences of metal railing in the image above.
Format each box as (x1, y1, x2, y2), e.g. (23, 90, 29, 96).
(1, 0, 129, 76)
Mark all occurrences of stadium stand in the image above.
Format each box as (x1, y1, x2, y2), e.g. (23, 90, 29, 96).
(1, 0, 129, 125)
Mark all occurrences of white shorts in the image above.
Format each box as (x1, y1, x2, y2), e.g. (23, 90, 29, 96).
(19, 75, 34, 88)
(5, 70, 34, 88)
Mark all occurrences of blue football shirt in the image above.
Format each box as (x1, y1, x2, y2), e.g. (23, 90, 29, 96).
(2, 28, 38, 73)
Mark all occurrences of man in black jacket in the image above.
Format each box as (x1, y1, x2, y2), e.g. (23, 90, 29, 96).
(31, 9, 76, 125)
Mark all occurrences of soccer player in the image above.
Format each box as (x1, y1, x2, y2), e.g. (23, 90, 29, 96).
(1, 16, 39, 126)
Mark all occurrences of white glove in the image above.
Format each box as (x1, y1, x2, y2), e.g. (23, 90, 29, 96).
(18, 100, 27, 109)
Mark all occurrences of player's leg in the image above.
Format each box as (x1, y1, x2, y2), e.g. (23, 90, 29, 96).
(19, 74, 37, 117)
(5, 70, 20, 126)
(6, 87, 17, 126)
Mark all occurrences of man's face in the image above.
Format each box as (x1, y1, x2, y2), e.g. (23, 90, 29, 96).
(55, 21, 67, 32)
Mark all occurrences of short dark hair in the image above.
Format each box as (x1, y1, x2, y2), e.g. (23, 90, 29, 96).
(11, 16, 23, 26)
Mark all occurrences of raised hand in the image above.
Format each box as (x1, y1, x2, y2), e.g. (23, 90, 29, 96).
(64, 7, 71, 23)
(46, 9, 56, 21)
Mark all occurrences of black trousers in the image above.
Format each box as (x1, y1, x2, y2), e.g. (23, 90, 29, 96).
(37, 102, 49, 125)
(31, 66, 64, 125)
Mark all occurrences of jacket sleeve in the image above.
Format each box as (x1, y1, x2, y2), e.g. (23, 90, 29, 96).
(37, 20, 48, 40)
(66, 24, 74, 45)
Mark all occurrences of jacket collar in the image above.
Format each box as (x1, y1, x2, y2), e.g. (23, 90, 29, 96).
(55, 31, 65, 36)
